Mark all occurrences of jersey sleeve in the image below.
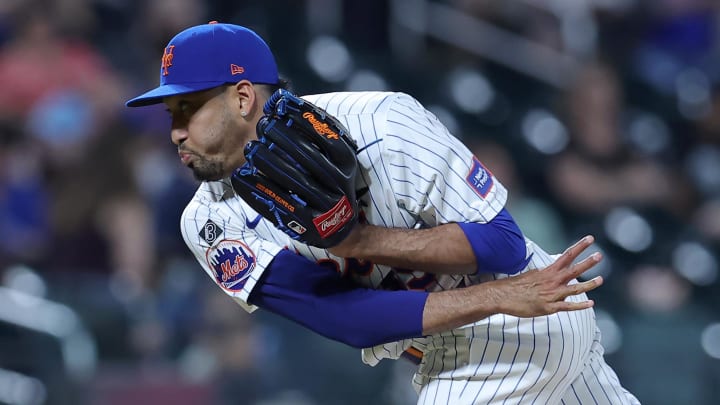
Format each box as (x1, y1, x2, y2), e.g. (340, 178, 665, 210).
(383, 93, 508, 225)
(180, 197, 284, 313)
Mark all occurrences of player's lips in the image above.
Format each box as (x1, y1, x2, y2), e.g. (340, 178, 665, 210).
(178, 151, 195, 165)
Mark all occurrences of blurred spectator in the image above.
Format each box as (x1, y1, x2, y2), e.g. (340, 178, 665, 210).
(0, 0, 145, 284)
(547, 61, 696, 220)
(42, 120, 156, 295)
(688, 85, 720, 244)
(0, 2, 123, 121)
(693, 199, 720, 243)
(0, 0, 20, 46)
(181, 287, 267, 404)
(0, 119, 49, 268)
(629, 0, 720, 94)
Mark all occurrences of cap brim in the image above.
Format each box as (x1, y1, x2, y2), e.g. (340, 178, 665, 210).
(125, 82, 227, 107)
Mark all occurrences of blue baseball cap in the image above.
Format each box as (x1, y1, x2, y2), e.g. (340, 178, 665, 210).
(126, 22, 278, 107)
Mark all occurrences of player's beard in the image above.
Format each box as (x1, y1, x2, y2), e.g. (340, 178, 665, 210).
(189, 157, 224, 182)
(188, 105, 237, 182)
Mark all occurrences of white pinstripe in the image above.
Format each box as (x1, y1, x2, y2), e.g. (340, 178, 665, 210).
(179, 91, 638, 404)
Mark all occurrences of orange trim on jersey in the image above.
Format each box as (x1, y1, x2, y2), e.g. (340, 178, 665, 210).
(405, 346, 423, 359)
(401, 346, 423, 364)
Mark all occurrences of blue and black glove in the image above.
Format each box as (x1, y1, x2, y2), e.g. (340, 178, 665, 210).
(231, 89, 360, 248)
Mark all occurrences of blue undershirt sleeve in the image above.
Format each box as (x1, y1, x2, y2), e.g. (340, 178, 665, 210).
(457, 208, 532, 275)
(248, 249, 429, 348)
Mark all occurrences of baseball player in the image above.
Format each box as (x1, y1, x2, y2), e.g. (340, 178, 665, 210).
(126, 22, 640, 404)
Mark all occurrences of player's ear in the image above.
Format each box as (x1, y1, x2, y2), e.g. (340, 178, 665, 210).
(231, 80, 258, 118)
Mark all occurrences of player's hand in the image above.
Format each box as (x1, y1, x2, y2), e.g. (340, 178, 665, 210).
(493, 235, 603, 318)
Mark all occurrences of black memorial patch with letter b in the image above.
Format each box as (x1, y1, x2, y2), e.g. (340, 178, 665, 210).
(199, 219, 224, 245)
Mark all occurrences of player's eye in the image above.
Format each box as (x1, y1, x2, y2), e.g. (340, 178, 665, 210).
(165, 101, 194, 121)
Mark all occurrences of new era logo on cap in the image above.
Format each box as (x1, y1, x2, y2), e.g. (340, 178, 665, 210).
(126, 22, 279, 107)
(230, 64, 245, 75)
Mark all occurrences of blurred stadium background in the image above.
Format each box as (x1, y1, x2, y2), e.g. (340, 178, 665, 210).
(1, 0, 719, 404)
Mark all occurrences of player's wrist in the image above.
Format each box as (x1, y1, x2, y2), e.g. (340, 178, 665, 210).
(472, 280, 505, 316)
(327, 222, 364, 257)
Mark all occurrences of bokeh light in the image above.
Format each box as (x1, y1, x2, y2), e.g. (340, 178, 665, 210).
(701, 323, 720, 360)
(604, 207, 653, 253)
(448, 68, 495, 114)
(627, 112, 670, 156)
(672, 241, 718, 286)
(306, 36, 353, 83)
(521, 109, 569, 155)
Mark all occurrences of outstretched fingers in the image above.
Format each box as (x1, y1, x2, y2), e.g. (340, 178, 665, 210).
(503, 235, 606, 317)
(570, 275, 603, 296)
(565, 252, 603, 281)
(551, 298, 595, 312)
(555, 235, 595, 269)
(545, 236, 605, 314)
(549, 276, 603, 313)
(551, 275, 604, 313)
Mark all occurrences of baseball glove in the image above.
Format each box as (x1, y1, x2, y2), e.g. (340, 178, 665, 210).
(231, 89, 360, 248)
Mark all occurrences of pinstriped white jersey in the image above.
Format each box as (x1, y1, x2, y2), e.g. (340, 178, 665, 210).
(180, 91, 638, 404)
(181, 91, 509, 310)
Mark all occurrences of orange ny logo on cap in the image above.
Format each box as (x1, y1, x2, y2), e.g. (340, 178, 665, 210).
(162, 45, 175, 76)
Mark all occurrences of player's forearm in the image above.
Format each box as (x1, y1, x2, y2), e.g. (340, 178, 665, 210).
(331, 223, 477, 274)
(329, 209, 529, 275)
(421, 282, 500, 335)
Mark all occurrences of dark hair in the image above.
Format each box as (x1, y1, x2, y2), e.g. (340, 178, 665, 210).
(256, 77, 291, 97)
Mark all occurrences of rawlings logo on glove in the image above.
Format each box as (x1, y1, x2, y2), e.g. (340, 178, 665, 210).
(231, 89, 360, 248)
(314, 196, 353, 237)
(303, 111, 340, 140)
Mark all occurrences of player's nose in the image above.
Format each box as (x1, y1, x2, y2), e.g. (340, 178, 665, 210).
(171, 127, 188, 146)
